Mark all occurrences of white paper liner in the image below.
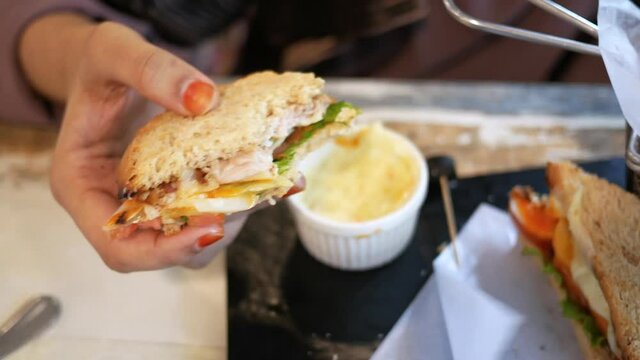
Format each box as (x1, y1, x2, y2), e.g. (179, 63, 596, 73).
(372, 204, 585, 360)
(599, 0, 640, 134)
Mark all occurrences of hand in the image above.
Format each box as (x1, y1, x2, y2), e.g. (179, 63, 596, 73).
(47, 20, 236, 272)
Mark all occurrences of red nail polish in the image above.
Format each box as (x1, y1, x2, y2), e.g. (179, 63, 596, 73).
(197, 233, 222, 248)
(183, 80, 214, 115)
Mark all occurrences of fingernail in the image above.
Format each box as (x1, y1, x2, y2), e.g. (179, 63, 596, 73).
(197, 233, 222, 249)
(182, 80, 215, 115)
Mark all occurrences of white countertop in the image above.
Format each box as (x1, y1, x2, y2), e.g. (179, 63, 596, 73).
(0, 153, 227, 360)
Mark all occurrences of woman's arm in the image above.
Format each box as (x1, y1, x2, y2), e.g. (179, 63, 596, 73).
(17, 11, 231, 271)
(0, 1, 140, 125)
(18, 12, 95, 104)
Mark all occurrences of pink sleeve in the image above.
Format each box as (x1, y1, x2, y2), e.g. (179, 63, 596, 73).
(0, 1, 153, 126)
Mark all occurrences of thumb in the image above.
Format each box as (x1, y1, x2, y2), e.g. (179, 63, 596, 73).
(86, 22, 218, 116)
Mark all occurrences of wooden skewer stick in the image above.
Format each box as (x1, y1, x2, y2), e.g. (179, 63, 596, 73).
(439, 175, 460, 267)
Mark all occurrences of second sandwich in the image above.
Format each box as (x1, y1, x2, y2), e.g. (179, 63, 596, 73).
(509, 161, 640, 360)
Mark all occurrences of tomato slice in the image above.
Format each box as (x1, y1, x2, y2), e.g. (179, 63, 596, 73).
(552, 218, 588, 308)
(509, 187, 559, 257)
(552, 218, 573, 273)
(273, 126, 309, 159)
(592, 312, 609, 340)
(283, 175, 306, 198)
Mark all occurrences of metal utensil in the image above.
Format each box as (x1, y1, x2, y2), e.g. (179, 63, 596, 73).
(0, 295, 61, 358)
(442, 0, 600, 56)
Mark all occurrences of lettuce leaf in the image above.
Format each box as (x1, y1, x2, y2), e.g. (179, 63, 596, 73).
(561, 298, 606, 347)
(521, 246, 563, 285)
(522, 246, 606, 348)
(274, 101, 358, 174)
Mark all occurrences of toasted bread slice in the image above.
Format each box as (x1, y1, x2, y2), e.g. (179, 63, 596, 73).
(547, 161, 640, 360)
(118, 71, 354, 192)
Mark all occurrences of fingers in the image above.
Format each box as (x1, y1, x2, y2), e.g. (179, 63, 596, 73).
(68, 188, 226, 272)
(83, 22, 218, 116)
(102, 225, 223, 273)
(184, 213, 249, 269)
(52, 21, 229, 273)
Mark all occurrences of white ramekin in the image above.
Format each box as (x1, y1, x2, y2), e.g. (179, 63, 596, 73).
(287, 128, 428, 271)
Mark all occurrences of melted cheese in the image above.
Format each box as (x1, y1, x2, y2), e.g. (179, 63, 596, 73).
(302, 123, 419, 222)
(176, 196, 257, 214)
(108, 174, 293, 227)
(566, 190, 620, 357)
(207, 176, 292, 198)
(570, 250, 619, 356)
(161, 176, 291, 216)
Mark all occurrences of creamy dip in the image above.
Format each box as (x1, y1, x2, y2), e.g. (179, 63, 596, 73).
(302, 123, 419, 222)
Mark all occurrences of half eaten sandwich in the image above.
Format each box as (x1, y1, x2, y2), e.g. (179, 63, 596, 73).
(104, 71, 359, 239)
(509, 161, 640, 360)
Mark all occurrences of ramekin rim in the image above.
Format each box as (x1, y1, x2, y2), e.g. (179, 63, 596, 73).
(287, 128, 428, 234)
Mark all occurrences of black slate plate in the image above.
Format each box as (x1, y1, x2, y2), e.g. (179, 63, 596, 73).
(227, 158, 626, 360)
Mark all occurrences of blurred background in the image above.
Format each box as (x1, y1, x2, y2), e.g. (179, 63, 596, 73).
(103, 0, 607, 82)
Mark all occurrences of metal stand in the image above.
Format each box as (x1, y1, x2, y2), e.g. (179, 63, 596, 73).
(442, 0, 600, 56)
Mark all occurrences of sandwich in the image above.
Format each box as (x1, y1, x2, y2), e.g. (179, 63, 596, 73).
(509, 161, 640, 360)
(103, 71, 359, 239)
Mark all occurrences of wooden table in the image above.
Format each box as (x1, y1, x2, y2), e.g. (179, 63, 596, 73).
(2, 81, 624, 180)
